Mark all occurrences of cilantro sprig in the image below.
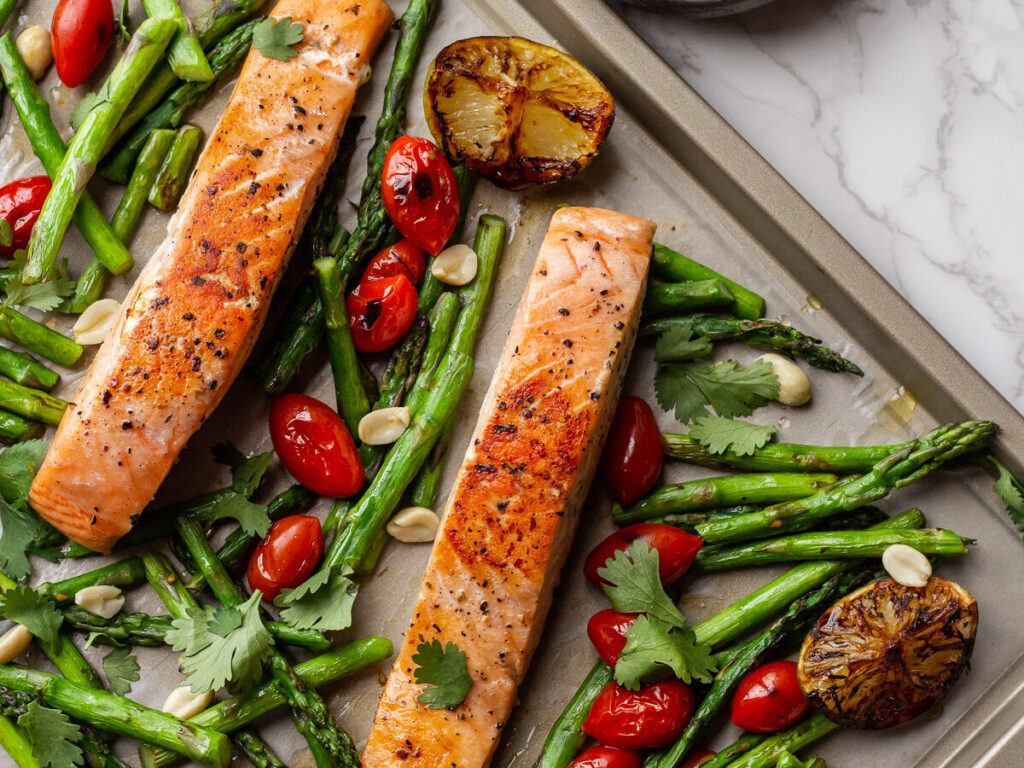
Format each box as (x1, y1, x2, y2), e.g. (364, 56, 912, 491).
(655, 358, 779, 425)
(597, 541, 688, 628)
(412, 640, 472, 710)
(653, 319, 713, 363)
(275, 564, 358, 632)
(253, 17, 304, 61)
(688, 415, 777, 457)
(0, 584, 62, 649)
(0, 440, 64, 580)
(614, 615, 717, 690)
(2, 251, 76, 312)
(207, 450, 274, 537)
(18, 701, 84, 768)
(991, 456, 1024, 534)
(103, 646, 140, 695)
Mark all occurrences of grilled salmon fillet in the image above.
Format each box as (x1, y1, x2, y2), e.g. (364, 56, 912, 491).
(29, 0, 393, 553)
(363, 206, 656, 767)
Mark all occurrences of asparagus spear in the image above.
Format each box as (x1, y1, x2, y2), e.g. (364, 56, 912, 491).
(0, 379, 67, 426)
(644, 280, 736, 317)
(0, 35, 133, 278)
(651, 244, 766, 320)
(140, 0, 214, 82)
(147, 124, 204, 211)
(697, 421, 996, 544)
(0, 713, 37, 768)
(137, 636, 392, 768)
(0, 410, 44, 444)
(234, 730, 285, 768)
(680, 735, 767, 768)
(22, 19, 178, 284)
(44, 558, 146, 604)
(655, 505, 886, 534)
(0, 347, 58, 390)
(0, 306, 83, 366)
(613, 473, 838, 525)
(0, 220, 11, 249)
(721, 716, 836, 768)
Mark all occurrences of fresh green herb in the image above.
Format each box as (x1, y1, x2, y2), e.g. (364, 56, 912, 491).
(252, 16, 304, 61)
(991, 456, 1024, 533)
(412, 639, 472, 710)
(0, 500, 63, 580)
(17, 701, 84, 768)
(207, 450, 273, 536)
(0, 219, 11, 248)
(275, 564, 358, 632)
(102, 646, 140, 695)
(597, 541, 688, 628)
(688, 415, 777, 457)
(230, 451, 274, 496)
(0, 584, 62, 649)
(653, 320, 713, 363)
(613, 615, 717, 690)
(3, 253, 76, 312)
(166, 591, 272, 693)
(0, 439, 48, 504)
(68, 87, 110, 131)
(116, 0, 132, 45)
(654, 358, 779, 424)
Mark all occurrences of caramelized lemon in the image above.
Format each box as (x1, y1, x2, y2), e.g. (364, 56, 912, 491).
(424, 36, 615, 189)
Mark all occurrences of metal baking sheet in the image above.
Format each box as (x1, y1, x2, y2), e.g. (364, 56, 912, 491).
(2, 0, 1024, 765)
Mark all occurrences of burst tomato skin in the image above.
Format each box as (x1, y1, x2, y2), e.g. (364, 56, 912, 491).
(603, 396, 663, 505)
(381, 135, 459, 255)
(567, 745, 641, 768)
(247, 515, 323, 602)
(0, 176, 51, 256)
(51, 0, 114, 87)
(346, 274, 418, 353)
(731, 661, 809, 734)
(362, 239, 427, 284)
(584, 524, 702, 586)
(583, 680, 695, 749)
(587, 609, 639, 668)
(269, 394, 364, 498)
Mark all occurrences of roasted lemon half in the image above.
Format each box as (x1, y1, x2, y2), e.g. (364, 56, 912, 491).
(798, 577, 977, 730)
(424, 37, 615, 189)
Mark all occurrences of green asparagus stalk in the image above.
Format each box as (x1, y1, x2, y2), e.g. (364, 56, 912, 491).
(0, 713, 38, 768)
(44, 558, 146, 604)
(683, 735, 767, 768)
(0, 306, 83, 366)
(22, 19, 178, 284)
(697, 421, 996, 544)
(722, 716, 836, 768)
(644, 280, 736, 317)
(537, 661, 616, 768)
(0, 0, 15, 37)
(0, 347, 59, 390)
(0, 220, 11, 249)
(141, 0, 214, 82)
(651, 244, 766, 320)
(407, 418, 451, 508)
(662, 432, 904, 473)
(654, 505, 886, 533)
(614, 473, 838, 525)
(0, 35, 133, 278)
(137, 636, 392, 768)
(0, 378, 67, 426)
(234, 730, 286, 768)
(147, 124, 203, 211)
(0, 410, 44, 444)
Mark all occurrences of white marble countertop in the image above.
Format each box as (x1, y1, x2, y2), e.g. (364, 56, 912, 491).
(611, 0, 1024, 413)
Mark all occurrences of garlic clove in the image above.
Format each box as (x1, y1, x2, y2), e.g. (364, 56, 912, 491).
(0, 625, 33, 663)
(430, 244, 478, 286)
(756, 353, 812, 407)
(73, 298, 122, 345)
(882, 544, 932, 588)
(162, 686, 215, 720)
(74, 585, 125, 619)
(386, 506, 440, 543)
(15, 26, 52, 81)
(358, 406, 410, 445)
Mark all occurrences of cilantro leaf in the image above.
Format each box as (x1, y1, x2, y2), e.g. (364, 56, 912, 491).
(253, 17, 304, 61)
(103, 646, 140, 695)
(18, 701, 84, 768)
(69, 88, 109, 131)
(688, 415, 776, 457)
(275, 564, 358, 632)
(230, 451, 273, 497)
(0, 440, 48, 505)
(205, 450, 274, 535)
(165, 591, 272, 693)
(0, 500, 64, 580)
(654, 321, 713, 363)
(991, 456, 1024, 534)
(412, 640, 472, 709)
(0, 584, 62, 648)
(116, 0, 131, 46)
(654, 359, 779, 424)
(597, 541, 688, 629)
(3, 271, 76, 312)
(614, 615, 717, 690)
(0, 219, 11, 249)
(208, 494, 271, 538)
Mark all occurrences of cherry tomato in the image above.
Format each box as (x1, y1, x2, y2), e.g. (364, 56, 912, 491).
(362, 239, 427, 285)
(568, 745, 641, 768)
(587, 609, 638, 667)
(730, 661, 809, 734)
(602, 396, 663, 505)
(584, 524, 702, 587)
(346, 274, 418, 353)
(247, 515, 323, 601)
(269, 393, 364, 497)
(51, 0, 114, 87)
(0, 176, 51, 256)
(381, 135, 459, 255)
(583, 680, 695, 749)
(681, 751, 716, 768)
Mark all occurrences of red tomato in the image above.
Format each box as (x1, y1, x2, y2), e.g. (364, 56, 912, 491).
(681, 751, 716, 768)
(731, 661, 809, 734)
(603, 396, 663, 505)
(346, 274, 418, 353)
(583, 680, 695, 749)
(584, 524, 702, 586)
(362, 239, 427, 285)
(587, 609, 638, 667)
(568, 745, 641, 768)
(0, 176, 51, 256)
(269, 393, 364, 497)
(247, 515, 323, 602)
(381, 135, 459, 255)
(51, 0, 114, 87)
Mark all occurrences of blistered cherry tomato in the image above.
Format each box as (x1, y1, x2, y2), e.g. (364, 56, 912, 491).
(568, 745, 641, 768)
(51, 0, 114, 87)
(0, 176, 51, 256)
(681, 751, 716, 768)
(584, 524, 702, 586)
(731, 661, 809, 734)
(381, 135, 459, 255)
(346, 274, 418, 353)
(602, 396, 663, 505)
(587, 609, 638, 667)
(583, 679, 695, 749)
(247, 515, 323, 601)
(269, 393, 364, 497)
(362, 239, 427, 285)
